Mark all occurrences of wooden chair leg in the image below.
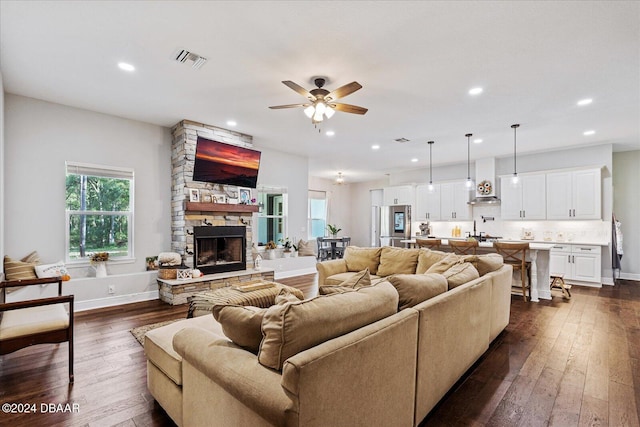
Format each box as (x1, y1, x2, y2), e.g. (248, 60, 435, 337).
(521, 267, 527, 302)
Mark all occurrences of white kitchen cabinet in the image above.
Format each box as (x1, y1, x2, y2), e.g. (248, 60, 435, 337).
(383, 185, 414, 206)
(500, 173, 546, 220)
(440, 182, 471, 220)
(549, 244, 601, 284)
(415, 184, 441, 220)
(546, 168, 601, 220)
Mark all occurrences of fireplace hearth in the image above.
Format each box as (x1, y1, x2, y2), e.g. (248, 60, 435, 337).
(193, 226, 246, 274)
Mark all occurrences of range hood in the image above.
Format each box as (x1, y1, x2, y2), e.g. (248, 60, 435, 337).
(468, 158, 501, 205)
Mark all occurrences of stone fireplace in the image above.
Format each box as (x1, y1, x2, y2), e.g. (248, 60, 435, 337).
(170, 120, 257, 269)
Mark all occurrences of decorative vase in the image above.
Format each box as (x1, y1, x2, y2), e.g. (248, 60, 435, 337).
(264, 250, 276, 260)
(94, 262, 107, 278)
(283, 251, 291, 258)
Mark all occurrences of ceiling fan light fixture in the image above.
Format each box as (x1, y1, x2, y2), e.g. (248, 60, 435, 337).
(304, 105, 315, 118)
(325, 106, 335, 119)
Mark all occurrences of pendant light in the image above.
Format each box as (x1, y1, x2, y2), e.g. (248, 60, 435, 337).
(511, 124, 520, 185)
(427, 141, 435, 192)
(465, 133, 474, 190)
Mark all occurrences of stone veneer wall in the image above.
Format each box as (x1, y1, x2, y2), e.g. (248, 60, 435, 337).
(171, 120, 256, 269)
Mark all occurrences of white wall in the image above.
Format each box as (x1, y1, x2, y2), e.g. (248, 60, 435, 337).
(0, 72, 4, 273)
(349, 178, 388, 247)
(256, 146, 308, 243)
(4, 95, 172, 306)
(613, 150, 640, 279)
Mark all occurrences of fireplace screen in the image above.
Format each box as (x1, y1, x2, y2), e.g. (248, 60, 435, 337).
(193, 226, 246, 274)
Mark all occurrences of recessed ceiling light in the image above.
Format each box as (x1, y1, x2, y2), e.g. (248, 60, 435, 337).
(326, 131, 335, 136)
(411, 158, 419, 163)
(577, 98, 593, 106)
(226, 120, 237, 127)
(468, 87, 483, 95)
(473, 139, 483, 144)
(118, 62, 135, 72)
(583, 130, 596, 136)
(371, 145, 380, 150)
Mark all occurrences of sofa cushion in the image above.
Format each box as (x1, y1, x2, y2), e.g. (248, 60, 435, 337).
(319, 268, 371, 295)
(343, 246, 382, 274)
(259, 281, 399, 370)
(416, 249, 448, 274)
(377, 247, 419, 277)
(425, 253, 462, 274)
(462, 254, 504, 276)
(387, 273, 448, 310)
(324, 271, 381, 286)
(212, 306, 266, 353)
(145, 315, 226, 386)
(211, 289, 302, 353)
(442, 262, 480, 289)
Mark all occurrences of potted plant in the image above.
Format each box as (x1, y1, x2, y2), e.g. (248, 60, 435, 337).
(264, 240, 277, 260)
(280, 237, 293, 258)
(326, 224, 342, 238)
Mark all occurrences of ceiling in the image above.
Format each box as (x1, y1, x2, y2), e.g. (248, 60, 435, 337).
(1, 1, 638, 183)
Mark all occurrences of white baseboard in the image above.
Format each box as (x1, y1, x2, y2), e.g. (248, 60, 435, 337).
(619, 272, 640, 281)
(75, 290, 159, 312)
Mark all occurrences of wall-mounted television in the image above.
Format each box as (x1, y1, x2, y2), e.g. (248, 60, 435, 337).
(193, 137, 261, 188)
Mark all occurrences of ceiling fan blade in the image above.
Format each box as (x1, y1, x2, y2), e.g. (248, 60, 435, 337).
(282, 81, 315, 101)
(269, 103, 310, 109)
(325, 81, 362, 102)
(331, 103, 368, 115)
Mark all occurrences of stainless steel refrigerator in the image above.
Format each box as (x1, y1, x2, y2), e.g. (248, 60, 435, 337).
(378, 205, 411, 247)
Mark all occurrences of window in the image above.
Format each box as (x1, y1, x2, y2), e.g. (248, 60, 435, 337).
(256, 186, 287, 245)
(308, 190, 327, 239)
(65, 162, 134, 262)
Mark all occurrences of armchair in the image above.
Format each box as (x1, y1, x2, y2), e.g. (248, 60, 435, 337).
(0, 275, 74, 383)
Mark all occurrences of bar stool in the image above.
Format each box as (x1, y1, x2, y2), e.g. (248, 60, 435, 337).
(448, 239, 478, 255)
(415, 239, 442, 250)
(493, 242, 531, 302)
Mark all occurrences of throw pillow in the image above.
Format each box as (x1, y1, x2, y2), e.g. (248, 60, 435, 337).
(415, 249, 447, 274)
(343, 246, 382, 274)
(274, 288, 304, 304)
(464, 254, 504, 276)
(442, 262, 480, 289)
(297, 240, 316, 257)
(34, 261, 68, 279)
(259, 281, 399, 370)
(3, 254, 38, 281)
(376, 247, 419, 277)
(425, 253, 462, 274)
(212, 305, 267, 353)
(387, 273, 448, 310)
(318, 268, 371, 295)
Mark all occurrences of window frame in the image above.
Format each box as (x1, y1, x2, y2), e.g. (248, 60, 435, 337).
(65, 161, 135, 265)
(308, 190, 328, 240)
(256, 186, 288, 246)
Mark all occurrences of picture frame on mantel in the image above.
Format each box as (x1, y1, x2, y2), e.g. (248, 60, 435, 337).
(239, 187, 252, 204)
(189, 188, 200, 202)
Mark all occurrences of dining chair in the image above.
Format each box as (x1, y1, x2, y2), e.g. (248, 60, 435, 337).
(316, 237, 331, 261)
(493, 242, 531, 302)
(334, 237, 351, 259)
(0, 275, 75, 382)
(415, 239, 442, 250)
(448, 239, 479, 255)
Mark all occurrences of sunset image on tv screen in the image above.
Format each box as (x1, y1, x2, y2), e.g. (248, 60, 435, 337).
(193, 137, 261, 188)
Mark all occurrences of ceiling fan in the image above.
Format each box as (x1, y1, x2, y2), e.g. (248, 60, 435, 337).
(269, 78, 368, 124)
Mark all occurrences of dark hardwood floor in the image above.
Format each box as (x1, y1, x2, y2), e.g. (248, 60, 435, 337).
(1, 275, 638, 426)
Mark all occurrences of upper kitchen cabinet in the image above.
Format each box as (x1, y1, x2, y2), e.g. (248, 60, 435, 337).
(546, 168, 601, 220)
(500, 173, 546, 220)
(440, 181, 471, 220)
(415, 184, 441, 220)
(383, 185, 414, 206)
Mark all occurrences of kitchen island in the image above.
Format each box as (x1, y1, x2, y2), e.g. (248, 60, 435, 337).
(402, 238, 555, 302)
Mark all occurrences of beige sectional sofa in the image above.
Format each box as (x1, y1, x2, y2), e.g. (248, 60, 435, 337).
(145, 246, 512, 426)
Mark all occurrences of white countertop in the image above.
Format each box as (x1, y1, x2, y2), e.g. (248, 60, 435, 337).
(401, 238, 555, 250)
(404, 237, 609, 247)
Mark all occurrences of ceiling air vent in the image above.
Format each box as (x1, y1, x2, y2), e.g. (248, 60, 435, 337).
(174, 49, 208, 69)
(394, 137, 410, 143)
